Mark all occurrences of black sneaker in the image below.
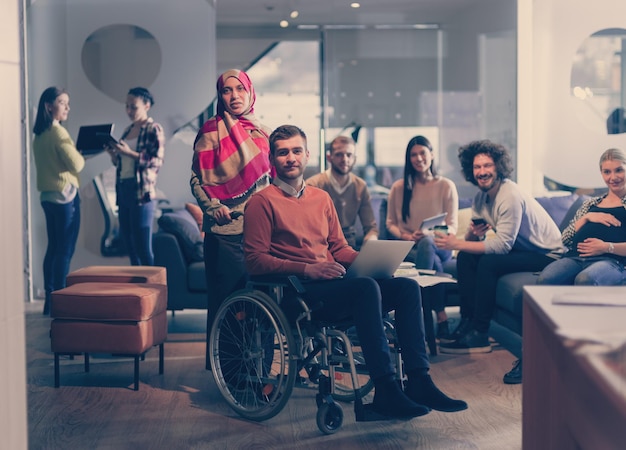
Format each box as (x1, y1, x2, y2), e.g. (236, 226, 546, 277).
(503, 359, 522, 384)
(438, 317, 471, 344)
(439, 329, 492, 354)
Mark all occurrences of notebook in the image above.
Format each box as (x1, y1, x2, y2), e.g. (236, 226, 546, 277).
(76, 124, 114, 156)
(345, 240, 414, 279)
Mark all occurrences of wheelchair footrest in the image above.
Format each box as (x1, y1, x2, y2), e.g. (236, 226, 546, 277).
(355, 403, 400, 422)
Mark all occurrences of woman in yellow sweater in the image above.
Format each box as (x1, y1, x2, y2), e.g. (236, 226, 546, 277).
(32, 87, 85, 315)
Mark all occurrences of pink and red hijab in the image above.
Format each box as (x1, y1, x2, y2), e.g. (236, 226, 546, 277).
(192, 69, 272, 201)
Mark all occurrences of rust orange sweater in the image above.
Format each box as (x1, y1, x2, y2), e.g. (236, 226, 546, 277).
(244, 184, 358, 276)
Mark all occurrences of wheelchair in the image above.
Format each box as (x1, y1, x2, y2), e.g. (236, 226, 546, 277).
(208, 275, 402, 434)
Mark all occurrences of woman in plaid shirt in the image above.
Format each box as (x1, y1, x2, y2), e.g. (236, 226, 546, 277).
(105, 87, 165, 266)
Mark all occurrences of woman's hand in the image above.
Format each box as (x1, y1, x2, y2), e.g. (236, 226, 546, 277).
(577, 238, 610, 257)
(584, 212, 621, 227)
(213, 206, 239, 225)
(111, 139, 138, 159)
(104, 144, 117, 164)
(303, 261, 346, 280)
(401, 230, 425, 242)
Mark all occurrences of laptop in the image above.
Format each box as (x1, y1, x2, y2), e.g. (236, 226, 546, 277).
(76, 124, 114, 156)
(345, 240, 414, 279)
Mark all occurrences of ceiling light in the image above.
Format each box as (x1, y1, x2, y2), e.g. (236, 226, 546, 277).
(374, 23, 440, 30)
(351, 2, 361, 8)
(290, 10, 299, 19)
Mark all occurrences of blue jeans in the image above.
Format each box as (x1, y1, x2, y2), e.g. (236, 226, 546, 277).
(303, 276, 429, 381)
(537, 256, 625, 285)
(41, 194, 81, 304)
(407, 235, 452, 312)
(117, 180, 155, 266)
(410, 235, 452, 273)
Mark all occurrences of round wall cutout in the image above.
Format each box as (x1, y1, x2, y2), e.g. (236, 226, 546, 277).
(82, 24, 162, 103)
(571, 28, 626, 134)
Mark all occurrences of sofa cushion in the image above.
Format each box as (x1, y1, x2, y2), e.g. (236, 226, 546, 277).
(188, 261, 208, 291)
(66, 265, 167, 286)
(51, 282, 168, 321)
(495, 271, 539, 318)
(158, 209, 204, 262)
(185, 202, 204, 236)
(535, 194, 590, 231)
(557, 194, 590, 231)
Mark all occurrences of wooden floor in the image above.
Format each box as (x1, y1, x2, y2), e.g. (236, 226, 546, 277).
(26, 304, 522, 449)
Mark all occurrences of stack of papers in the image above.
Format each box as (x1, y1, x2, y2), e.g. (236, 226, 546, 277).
(394, 269, 457, 288)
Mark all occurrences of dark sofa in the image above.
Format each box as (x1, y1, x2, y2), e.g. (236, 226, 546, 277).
(152, 208, 208, 312)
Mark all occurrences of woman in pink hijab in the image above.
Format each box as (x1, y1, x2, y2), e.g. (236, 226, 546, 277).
(190, 69, 272, 366)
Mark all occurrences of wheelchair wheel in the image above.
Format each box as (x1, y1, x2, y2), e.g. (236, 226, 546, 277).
(331, 325, 374, 402)
(316, 402, 343, 435)
(209, 289, 297, 422)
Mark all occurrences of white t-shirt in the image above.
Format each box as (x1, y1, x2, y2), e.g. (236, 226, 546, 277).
(120, 137, 137, 180)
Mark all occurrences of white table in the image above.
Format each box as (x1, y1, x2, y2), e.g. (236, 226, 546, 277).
(522, 285, 626, 450)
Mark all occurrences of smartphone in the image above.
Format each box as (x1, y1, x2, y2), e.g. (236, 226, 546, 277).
(230, 211, 243, 219)
(471, 218, 487, 226)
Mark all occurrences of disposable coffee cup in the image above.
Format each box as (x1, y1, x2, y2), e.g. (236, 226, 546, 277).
(433, 225, 449, 235)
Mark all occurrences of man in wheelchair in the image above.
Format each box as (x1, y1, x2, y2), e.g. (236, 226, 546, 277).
(243, 124, 467, 420)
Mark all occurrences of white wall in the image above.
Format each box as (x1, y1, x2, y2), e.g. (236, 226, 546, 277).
(26, 0, 216, 299)
(530, 0, 626, 192)
(1, 0, 27, 446)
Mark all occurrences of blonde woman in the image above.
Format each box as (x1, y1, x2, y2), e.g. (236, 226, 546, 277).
(33, 86, 85, 315)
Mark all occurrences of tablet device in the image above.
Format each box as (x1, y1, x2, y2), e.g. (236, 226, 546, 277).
(419, 212, 448, 232)
(76, 124, 114, 155)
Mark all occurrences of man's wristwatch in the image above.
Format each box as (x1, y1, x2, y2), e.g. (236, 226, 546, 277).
(608, 242, 615, 254)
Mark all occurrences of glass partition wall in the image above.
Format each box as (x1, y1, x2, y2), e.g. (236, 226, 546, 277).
(323, 27, 448, 192)
(248, 26, 516, 200)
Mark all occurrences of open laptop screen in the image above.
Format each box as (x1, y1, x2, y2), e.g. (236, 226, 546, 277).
(76, 124, 114, 156)
(345, 240, 414, 279)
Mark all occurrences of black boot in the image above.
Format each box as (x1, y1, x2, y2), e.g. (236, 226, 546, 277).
(405, 373, 468, 412)
(372, 375, 430, 419)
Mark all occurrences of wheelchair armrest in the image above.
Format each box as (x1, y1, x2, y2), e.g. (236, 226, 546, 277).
(287, 275, 306, 294)
(248, 274, 306, 294)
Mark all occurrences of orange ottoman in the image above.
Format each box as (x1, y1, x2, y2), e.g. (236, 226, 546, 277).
(50, 282, 168, 390)
(66, 265, 166, 286)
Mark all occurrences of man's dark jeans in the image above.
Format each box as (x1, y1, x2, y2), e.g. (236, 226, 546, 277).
(302, 276, 429, 381)
(456, 250, 555, 332)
